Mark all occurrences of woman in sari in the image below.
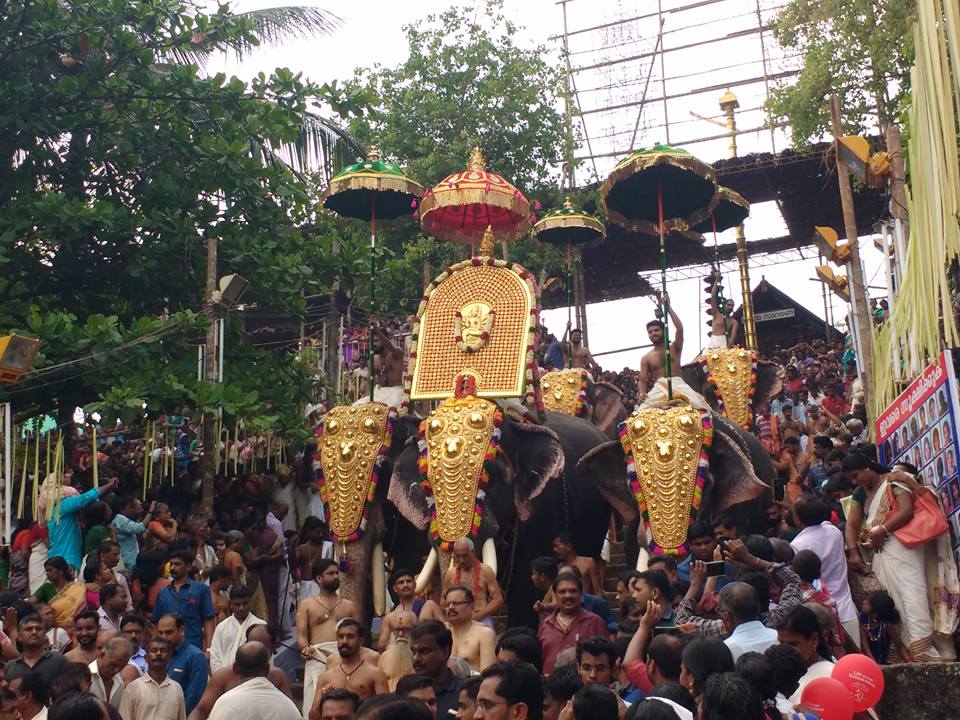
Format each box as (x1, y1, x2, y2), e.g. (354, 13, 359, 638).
(843, 452, 940, 659)
(32, 556, 86, 631)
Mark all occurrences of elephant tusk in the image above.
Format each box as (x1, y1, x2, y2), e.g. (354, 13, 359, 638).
(372, 542, 386, 616)
(635, 546, 650, 572)
(482, 538, 497, 576)
(414, 547, 438, 595)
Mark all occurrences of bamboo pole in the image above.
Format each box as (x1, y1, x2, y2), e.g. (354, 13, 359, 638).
(17, 436, 27, 519)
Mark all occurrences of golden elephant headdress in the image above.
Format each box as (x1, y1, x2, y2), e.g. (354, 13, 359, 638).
(618, 401, 713, 556)
(540, 368, 589, 416)
(316, 403, 396, 542)
(404, 256, 541, 408)
(697, 347, 757, 429)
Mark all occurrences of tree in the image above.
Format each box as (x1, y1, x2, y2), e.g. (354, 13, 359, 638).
(0, 1, 361, 455)
(768, 0, 915, 146)
(338, 0, 569, 314)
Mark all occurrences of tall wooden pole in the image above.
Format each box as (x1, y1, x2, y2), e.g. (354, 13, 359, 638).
(200, 234, 218, 510)
(829, 94, 874, 407)
(720, 91, 757, 350)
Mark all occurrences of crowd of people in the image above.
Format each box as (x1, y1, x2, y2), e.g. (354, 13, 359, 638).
(0, 299, 956, 720)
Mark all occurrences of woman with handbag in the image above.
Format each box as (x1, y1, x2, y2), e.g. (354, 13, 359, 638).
(842, 452, 944, 660)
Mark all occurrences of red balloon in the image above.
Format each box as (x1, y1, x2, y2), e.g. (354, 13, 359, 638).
(800, 677, 854, 720)
(832, 653, 885, 711)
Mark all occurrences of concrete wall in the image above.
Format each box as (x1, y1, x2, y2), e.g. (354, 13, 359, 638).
(875, 662, 960, 718)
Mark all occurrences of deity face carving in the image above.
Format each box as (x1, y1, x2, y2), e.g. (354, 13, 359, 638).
(457, 302, 494, 351)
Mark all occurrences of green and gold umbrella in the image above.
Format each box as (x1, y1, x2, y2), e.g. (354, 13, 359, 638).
(601, 144, 718, 398)
(533, 198, 606, 365)
(321, 148, 424, 401)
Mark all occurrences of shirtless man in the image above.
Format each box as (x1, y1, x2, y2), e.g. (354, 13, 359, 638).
(707, 273, 738, 348)
(65, 611, 101, 665)
(638, 293, 683, 403)
(561, 322, 599, 376)
(552, 531, 601, 596)
(372, 321, 405, 388)
(378, 610, 415, 690)
(440, 538, 503, 630)
(187, 624, 293, 720)
(443, 587, 496, 673)
(376, 568, 444, 650)
(309, 619, 388, 717)
(296, 559, 360, 718)
(295, 518, 333, 591)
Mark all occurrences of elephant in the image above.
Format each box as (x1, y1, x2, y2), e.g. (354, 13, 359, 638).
(577, 406, 775, 569)
(388, 406, 614, 629)
(587, 380, 631, 440)
(310, 406, 429, 622)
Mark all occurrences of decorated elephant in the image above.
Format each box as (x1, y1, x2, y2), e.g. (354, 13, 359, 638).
(388, 403, 613, 628)
(540, 368, 631, 441)
(313, 403, 429, 620)
(577, 401, 774, 568)
(680, 351, 783, 429)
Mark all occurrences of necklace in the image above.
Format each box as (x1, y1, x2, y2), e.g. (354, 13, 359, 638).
(339, 659, 364, 689)
(314, 596, 342, 623)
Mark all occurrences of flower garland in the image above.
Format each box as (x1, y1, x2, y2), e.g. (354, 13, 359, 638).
(417, 408, 503, 551)
(315, 407, 396, 543)
(699, 350, 757, 430)
(618, 412, 713, 556)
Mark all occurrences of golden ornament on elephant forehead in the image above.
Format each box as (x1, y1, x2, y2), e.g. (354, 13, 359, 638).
(618, 402, 712, 555)
(317, 403, 394, 542)
(540, 369, 588, 416)
(418, 396, 501, 546)
(699, 347, 757, 430)
(407, 257, 538, 400)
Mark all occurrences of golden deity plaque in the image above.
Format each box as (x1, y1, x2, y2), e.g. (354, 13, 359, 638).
(700, 347, 755, 429)
(318, 403, 392, 540)
(620, 403, 709, 553)
(421, 396, 499, 543)
(540, 369, 588, 415)
(409, 260, 536, 400)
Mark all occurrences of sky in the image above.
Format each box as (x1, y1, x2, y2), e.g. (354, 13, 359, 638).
(221, 0, 890, 369)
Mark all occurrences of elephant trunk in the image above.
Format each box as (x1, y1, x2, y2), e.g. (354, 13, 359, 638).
(338, 540, 372, 620)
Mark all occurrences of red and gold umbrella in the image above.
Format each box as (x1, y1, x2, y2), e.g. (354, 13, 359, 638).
(420, 147, 531, 253)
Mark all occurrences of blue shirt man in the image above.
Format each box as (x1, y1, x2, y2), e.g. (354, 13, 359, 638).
(156, 612, 208, 713)
(48, 477, 117, 569)
(152, 550, 214, 650)
(546, 340, 565, 370)
(111, 502, 148, 570)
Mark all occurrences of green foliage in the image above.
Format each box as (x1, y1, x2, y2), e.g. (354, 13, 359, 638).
(768, 0, 915, 146)
(0, 0, 360, 435)
(334, 0, 569, 314)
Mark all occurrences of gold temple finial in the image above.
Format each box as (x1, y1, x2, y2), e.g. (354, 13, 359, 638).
(468, 146, 485, 172)
(479, 225, 496, 256)
(563, 196, 574, 210)
(366, 146, 381, 162)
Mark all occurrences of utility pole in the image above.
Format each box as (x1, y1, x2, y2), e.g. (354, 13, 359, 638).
(719, 91, 757, 350)
(829, 94, 874, 407)
(199, 233, 219, 511)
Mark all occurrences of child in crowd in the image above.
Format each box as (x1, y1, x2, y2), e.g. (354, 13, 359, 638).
(859, 590, 913, 664)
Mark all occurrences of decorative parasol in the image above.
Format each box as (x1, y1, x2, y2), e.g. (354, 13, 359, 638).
(601, 144, 718, 398)
(533, 198, 606, 366)
(691, 186, 750, 345)
(321, 148, 424, 401)
(420, 147, 531, 252)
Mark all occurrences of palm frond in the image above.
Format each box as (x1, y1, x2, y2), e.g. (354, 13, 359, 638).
(232, 6, 342, 59)
(257, 111, 364, 180)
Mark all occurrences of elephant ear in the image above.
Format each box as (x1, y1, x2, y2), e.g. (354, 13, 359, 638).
(753, 361, 783, 408)
(709, 414, 770, 514)
(387, 438, 431, 530)
(498, 421, 564, 521)
(576, 441, 637, 522)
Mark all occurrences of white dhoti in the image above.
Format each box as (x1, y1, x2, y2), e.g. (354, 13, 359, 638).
(638, 377, 711, 412)
(352, 385, 405, 408)
(707, 334, 728, 349)
(302, 641, 338, 718)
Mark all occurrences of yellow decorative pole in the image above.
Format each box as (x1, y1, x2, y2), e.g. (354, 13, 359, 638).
(720, 91, 757, 350)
